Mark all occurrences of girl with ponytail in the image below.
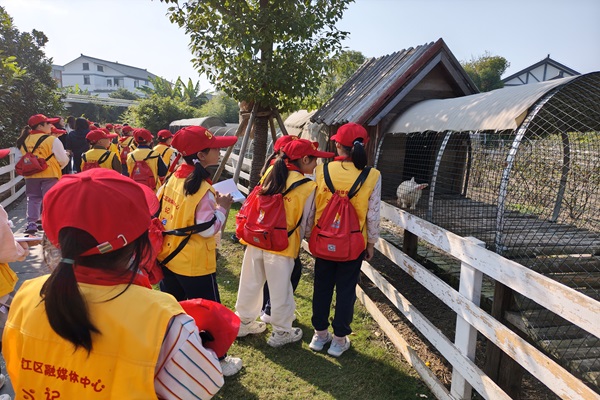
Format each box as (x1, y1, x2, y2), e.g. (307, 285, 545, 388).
(156, 126, 243, 376)
(3, 169, 225, 398)
(308, 123, 382, 357)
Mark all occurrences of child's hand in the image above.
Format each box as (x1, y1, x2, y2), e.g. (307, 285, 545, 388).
(216, 192, 234, 209)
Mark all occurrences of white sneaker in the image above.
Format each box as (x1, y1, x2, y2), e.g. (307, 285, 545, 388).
(220, 356, 243, 377)
(0, 373, 5, 389)
(237, 320, 267, 337)
(328, 336, 351, 357)
(267, 327, 303, 347)
(259, 312, 272, 324)
(308, 331, 332, 351)
(0, 394, 11, 400)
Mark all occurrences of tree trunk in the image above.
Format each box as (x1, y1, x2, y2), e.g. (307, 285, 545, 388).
(249, 109, 269, 189)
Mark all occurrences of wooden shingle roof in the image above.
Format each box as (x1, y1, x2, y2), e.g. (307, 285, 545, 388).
(311, 38, 478, 127)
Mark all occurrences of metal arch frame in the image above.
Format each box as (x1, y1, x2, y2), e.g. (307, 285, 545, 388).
(494, 87, 564, 255)
(427, 130, 451, 220)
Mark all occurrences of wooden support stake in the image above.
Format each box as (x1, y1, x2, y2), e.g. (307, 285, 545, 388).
(273, 109, 290, 137)
(484, 282, 525, 399)
(268, 115, 279, 146)
(233, 104, 257, 184)
(403, 229, 418, 259)
(213, 113, 249, 183)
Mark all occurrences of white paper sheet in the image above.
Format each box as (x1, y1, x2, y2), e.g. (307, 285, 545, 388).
(212, 178, 246, 203)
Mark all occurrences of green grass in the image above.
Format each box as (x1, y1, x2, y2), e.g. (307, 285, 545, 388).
(210, 206, 431, 399)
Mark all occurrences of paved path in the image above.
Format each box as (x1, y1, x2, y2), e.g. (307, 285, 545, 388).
(2, 197, 48, 399)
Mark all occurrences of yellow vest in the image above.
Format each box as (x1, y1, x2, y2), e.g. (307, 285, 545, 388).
(158, 176, 217, 276)
(241, 171, 316, 258)
(109, 142, 120, 159)
(119, 136, 137, 160)
(314, 161, 380, 245)
(0, 263, 17, 298)
(20, 133, 62, 179)
(81, 148, 119, 171)
(154, 144, 175, 170)
(3, 275, 183, 399)
(127, 148, 161, 191)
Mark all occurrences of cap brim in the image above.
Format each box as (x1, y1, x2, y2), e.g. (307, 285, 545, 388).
(311, 150, 335, 158)
(0, 148, 10, 159)
(47, 117, 60, 124)
(210, 135, 238, 148)
(106, 133, 118, 139)
(51, 129, 66, 134)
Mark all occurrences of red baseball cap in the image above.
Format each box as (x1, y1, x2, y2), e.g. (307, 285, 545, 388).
(134, 128, 153, 143)
(50, 127, 66, 135)
(330, 122, 369, 147)
(86, 129, 117, 143)
(172, 126, 237, 156)
(122, 125, 134, 133)
(0, 148, 10, 159)
(105, 123, 114, 130)
(28, 114, 60, 128)
(157, 129, 173, 139)
(42, 169, 152, 256)
(282, 138, 334, 160)
(179, 298, 241, 359)
(273, 135, 298, 152)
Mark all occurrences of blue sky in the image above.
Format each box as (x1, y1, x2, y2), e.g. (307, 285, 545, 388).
(3, 0, 599, 91)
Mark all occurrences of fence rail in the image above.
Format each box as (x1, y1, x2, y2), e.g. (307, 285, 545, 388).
(0, 147, 24, 208)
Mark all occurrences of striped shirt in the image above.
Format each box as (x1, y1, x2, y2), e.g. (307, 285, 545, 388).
(155, 314, 224, 399)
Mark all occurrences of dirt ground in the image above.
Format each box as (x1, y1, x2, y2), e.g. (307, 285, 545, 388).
(355, 224, 561, 400)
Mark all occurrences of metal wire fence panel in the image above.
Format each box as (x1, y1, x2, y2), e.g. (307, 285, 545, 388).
(376, 72, 600, 391)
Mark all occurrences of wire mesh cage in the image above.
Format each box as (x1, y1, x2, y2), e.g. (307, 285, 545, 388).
(376, 72, 600, 390)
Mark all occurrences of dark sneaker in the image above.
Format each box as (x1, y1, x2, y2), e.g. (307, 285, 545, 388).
(25, 223, 38, 234)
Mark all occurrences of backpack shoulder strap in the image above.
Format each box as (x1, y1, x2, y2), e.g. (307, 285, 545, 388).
(82, 153, 87, 162)
(348, 167, 372, 199)
(31, 135, 55, 161)
(144, 150, 159, 161)
(131, 153, 137, 162)
(98, 150, 112, 164)
(322, 162, 336, 194)
(282, 177, 312, 196)
(158, 215, 218, 267)
(161, 147, 170, 158)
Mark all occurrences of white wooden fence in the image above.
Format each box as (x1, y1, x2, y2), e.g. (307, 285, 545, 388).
(0, 147, 24, 208)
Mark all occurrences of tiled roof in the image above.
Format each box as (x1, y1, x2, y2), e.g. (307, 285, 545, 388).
(65, 54, 158, 80)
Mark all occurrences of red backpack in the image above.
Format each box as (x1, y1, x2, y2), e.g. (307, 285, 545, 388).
(81, 150, 111, 171)
(236, 178, 311, 251)
(130, 152, 158, 189)
(309, 164, 371, 262)
(119, 138, 132, 164)
(15, 135, 54, 176)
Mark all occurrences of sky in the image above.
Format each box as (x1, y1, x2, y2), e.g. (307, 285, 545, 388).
(2, 0, 599, 92)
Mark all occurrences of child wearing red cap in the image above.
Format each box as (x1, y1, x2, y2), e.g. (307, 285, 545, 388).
(308, 122, 381, 357)
(156, 125, 242, 375)
(15, 114, 70, 234)
(153, 129, 178, 175)
(81, 129, 122, 173)
(118, 125, 137, 176)
(2, 169, 225, 398)
(126, 128, 167, 191)
(235, 138, 333, 347)
(104, 123, 121, 160)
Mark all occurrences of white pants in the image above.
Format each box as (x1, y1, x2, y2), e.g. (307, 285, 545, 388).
(235, 245, 295, 333)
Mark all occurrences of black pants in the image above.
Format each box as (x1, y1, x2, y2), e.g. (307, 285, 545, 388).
(262, 256, 302, 315)
(160, 266, 221, 303)
(311, 253, 363, 337)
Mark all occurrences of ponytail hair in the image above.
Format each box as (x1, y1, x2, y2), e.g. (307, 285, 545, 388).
(16, 126, 31, 148)
(40, 227, 151, 353)
(182, 152, 211, 196)
(261, 154, 293, 195)
(341, 138, 368, 170)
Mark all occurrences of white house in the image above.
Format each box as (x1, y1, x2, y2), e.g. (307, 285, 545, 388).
(502, 55, 580, 87)
(55, 54, 158, 97)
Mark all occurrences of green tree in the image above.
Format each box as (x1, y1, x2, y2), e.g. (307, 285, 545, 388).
(314, 50, 365, 106)
(198, 93, 239, 123)
(162, 0, 351, 187)
(120, 94, 198, 133)
(462, 52, 510, 92)
(0, 6, 63, 148)
(109, 87, 140, 100)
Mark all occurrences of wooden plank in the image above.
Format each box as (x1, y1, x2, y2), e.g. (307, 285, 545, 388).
(372, 238, 600, 399)
(355, 286, 453, 400)
(359, 261, 511, 400)
(380, 202, 600, 339)
(0, 175, 23, 194)
(0, 185, 25, 208)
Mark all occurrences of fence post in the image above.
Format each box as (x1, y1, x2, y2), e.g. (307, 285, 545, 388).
(450, 237, 485, 399)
